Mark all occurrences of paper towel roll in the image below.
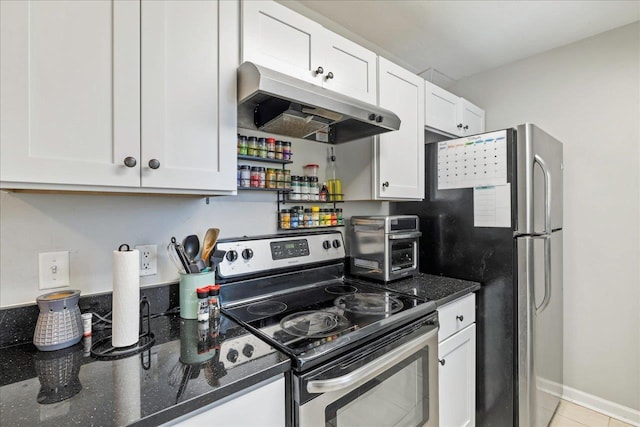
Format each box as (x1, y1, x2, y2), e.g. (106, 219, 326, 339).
(112, 246, 140, 347)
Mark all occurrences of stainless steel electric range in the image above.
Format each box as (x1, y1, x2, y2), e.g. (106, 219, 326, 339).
(216, 231, 439, 427)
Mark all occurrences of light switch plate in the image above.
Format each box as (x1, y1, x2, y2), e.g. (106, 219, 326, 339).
(38, 251, 70, 290)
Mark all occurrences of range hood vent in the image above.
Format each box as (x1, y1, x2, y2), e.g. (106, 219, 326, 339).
(237, 62, 400, 144)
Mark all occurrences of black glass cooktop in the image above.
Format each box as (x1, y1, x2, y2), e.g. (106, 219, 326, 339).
(222, 280, 434, 368)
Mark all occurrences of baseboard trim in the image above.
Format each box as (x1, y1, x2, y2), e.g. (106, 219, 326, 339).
(562, 384, 640, 426)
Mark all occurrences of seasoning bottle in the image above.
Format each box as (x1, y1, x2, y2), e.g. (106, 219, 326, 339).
(300, 176, 310, 201)
(284, 170, 292, 189)
(319, 183, 329, 202)
(250, 166, 260, 188)
(197, 287, 210, 322)
(275, 140, 284, 160)
(283, 141, 292, 160)
(290, 176, 301, 200)
(280, 209, 291, 229)
(239, 165, 251, 188)
(276, 169, 285, 189)
(266, 137, 276, 159)
(311, 206, 320, 227)
(310, 176, 319, 201)
(266, 168, 277, 189)
(257, 137, 267, 158)
(304, 208, 313, 228)
(237, 135, 248, 155)
(297, 206, 304, 226)
(290, 207, 299, 228)
(258, 166, 266, 188)
(247, 136, 258, 157)
(208, 285, 221, 319)
(336, 208, 344, 225)
(330, 209, 338, 226)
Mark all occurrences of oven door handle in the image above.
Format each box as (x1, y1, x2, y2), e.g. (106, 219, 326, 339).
(387, 231, 422, 240)
(306, 326, 438, 394)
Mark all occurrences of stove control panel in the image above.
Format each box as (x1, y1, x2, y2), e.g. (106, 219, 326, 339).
(219, 329, 276, 369)
(216, 231, 345, 279)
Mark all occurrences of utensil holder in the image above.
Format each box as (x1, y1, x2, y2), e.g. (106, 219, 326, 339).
(179, 271, 215, 319)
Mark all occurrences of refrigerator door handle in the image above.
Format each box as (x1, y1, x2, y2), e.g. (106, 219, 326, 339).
(535, 236, 552, 315)
(534, 154, 552, 235)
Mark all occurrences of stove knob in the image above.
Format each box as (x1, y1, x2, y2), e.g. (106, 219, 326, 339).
(242, 344, 254, 358)
(242, 248, 254, 260)
(226, 349, 239, 363)
(226, 250, 238, 262)
(332, 239, 341, 249)
(322, 240, 331, 250)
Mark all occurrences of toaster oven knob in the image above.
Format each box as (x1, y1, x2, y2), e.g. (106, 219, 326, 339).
(322, 240, 331, 250)
(242, 248, 254, 260)
(242, 344, 254, 358)
(226, 349, 239, 363)
(332, 239, 341, 249)
(225, 250, 238, 262)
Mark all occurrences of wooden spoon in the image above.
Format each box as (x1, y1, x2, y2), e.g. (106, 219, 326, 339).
(201, 228, 220, 267)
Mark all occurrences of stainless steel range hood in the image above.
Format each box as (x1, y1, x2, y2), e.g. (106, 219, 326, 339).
(237, 62, 401, 144)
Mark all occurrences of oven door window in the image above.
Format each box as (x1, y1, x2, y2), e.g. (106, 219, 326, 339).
(389, 240, 416, 272)
(325, 348, 429, 427)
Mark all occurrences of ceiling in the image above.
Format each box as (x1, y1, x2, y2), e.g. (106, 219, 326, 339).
(280, 0, 640, 86)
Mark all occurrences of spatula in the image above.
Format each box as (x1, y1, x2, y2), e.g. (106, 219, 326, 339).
(201, 228, 220, 267)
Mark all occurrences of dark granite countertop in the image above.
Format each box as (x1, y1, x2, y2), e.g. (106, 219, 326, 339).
(350, 273, 480, 307)
(0, 313, 290, 427)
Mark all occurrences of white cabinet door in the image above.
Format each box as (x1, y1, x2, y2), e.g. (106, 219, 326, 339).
(439, 324, 476, 427)
(376, 58, 425, 200)
(425, 81, 460, 136)
(0, 0, 140, 187)
(458, 99, 485, 136)
(241, 0, 324, 84)
(169, 377, 285, 427)
(141, 0, 237, 191)
(322, 32, 377, 105)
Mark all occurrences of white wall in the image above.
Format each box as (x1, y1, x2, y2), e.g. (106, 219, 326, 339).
(452, 22, 640, 417)
(0, 135, 387, 308)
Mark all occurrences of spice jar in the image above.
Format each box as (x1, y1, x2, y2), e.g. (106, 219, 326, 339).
(311, 206, 320, 227)
(309, 176, 319, 201)
(197, 287, 210, 322)
(247, 136, 258, 157)
(300, 176, 310, 201)
(336, 208, 344, 225)
(290, 176, 301, 200)
(237, 135, 248, 155)
(266, 138, 276, 159)
(290, 207, 299, 228)
(276, 169, 285, 189)
(208, 285, 221, 319)
(250, 166, 260, 188)
(275, 140, 284, 160)
(304, 208, 313, 228)
(258, 166, 266, 188)
(280, 209, 291, 229)
(283, 141, 292, 160)
(284, 170, 291, 189)
(330, 209, 338, 226)
(257, 138, 267, 158)
(266, 168, 277, 189)
(239, 165, 250, 188)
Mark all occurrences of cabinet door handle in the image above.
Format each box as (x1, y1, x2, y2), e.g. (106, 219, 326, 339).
(463, 125, 469, 130)
(315, 66, 324, 76)
(148, 159, 160, 169)
(457, 123, 463, 129)
(439, 359, 446, 366)
(456, 315, 464, 321)
(382, 181, 389, 188)
(325, 71, 334, 80)
(123, 157, 137, 168)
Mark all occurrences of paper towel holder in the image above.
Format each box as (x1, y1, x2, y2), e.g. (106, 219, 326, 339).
(91, 297, 155, 360)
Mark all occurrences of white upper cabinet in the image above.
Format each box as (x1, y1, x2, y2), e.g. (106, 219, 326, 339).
(1, 0, 237, 194)
(140, 0, 237, 192)
(241, 0, 377, 104)
(1, 0, 140, 187)
(425, 81, 485, 137)
(375, 58, 425, 200)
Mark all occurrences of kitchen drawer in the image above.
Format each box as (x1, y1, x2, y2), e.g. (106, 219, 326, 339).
(438, 293, 476, 342)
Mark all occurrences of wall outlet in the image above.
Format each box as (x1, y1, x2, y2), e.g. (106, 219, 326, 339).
(135, 245, 157, 276)
(38, 251, 70, 290)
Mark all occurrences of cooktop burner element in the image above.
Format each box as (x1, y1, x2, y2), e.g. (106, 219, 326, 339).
(247, 301, 288, 316)
(324, 285, 358, 295)
(280, 311, 350, 338)
(334, 293, 404, 315)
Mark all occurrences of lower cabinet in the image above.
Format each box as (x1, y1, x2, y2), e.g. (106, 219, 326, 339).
(438, 294, 476, 427)
(168, 376, 285, 427)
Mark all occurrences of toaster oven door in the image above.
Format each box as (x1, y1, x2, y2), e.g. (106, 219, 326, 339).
(385, 231, 421, 280)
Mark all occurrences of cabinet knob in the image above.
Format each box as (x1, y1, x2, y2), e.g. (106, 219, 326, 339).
(457, 123, 463, 129)
(439, 359, 446, 366)
(463, 125, 469, 130)
(368, 113, 377, 121)
(375, 115, 383, 123)
(315, 66, 324, 76)
(148, 159, 160, 169)
(382, 181, 389, 188)
(456, 315, 464, 321)
(325, 71, 334, 80)
(123, 157, 137, 168)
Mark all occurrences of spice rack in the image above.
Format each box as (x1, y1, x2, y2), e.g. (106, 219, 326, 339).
(276, 191, 345, 230)
(237, 155, 292, 191)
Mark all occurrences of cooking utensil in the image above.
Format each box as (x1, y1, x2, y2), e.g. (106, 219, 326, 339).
(167, 242, 186, 274)
(182, 235, 200, 262)
(201, 228, 220, 267)
(169, 237, 191, 273)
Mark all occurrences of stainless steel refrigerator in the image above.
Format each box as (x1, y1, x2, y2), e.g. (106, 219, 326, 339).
(391, 123, 563, 426)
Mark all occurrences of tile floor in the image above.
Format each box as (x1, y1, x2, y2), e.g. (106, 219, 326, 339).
(550, 400, 636, 427)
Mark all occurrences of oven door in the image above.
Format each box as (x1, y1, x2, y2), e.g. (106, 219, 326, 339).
(385, 231, 421, 280)
(296, 315, 438, 427)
